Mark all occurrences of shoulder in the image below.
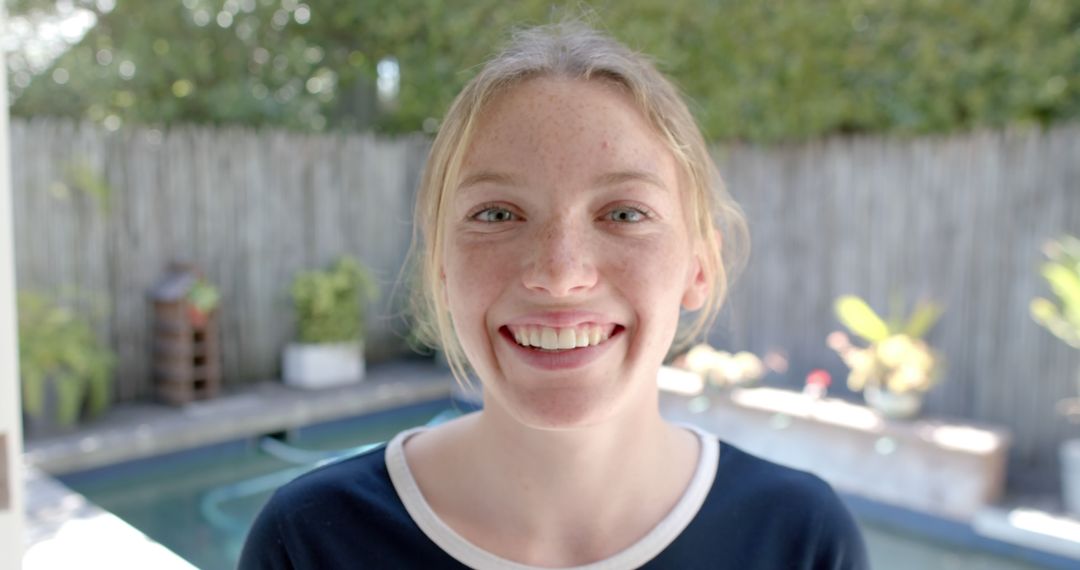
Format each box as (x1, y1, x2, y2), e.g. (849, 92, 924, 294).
(240, 430, 467, 569)
(669, 440, 869, 570)
(268, 444, 396, 513)
(238, 445, 414, 569)
(715, 442, 844, 509)
(247, 443, 421, 542)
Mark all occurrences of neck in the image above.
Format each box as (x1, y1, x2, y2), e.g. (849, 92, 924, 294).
(458, 398, 696, 549)
(473, 397, 670, 492)
(403, 387, 702, 566)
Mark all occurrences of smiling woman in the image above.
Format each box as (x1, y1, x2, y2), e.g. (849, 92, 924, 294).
(443, 76, 706, 430)
(240, 21, 868, 570)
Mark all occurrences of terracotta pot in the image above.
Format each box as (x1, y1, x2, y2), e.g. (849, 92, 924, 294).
(186, 303, 209, 328)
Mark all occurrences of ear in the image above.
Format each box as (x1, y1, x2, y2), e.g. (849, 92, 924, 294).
(682, 229, 721, 311)
(681, 255, 708, 311)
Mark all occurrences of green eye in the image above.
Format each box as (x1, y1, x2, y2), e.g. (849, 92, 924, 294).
(474, 207, 515, 222)
(607, 207, 645, 223)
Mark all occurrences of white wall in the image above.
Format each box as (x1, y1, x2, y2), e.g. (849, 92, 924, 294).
(0, 3, 27, 567)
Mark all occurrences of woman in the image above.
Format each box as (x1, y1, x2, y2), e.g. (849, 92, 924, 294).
(241, 22, 868, 569)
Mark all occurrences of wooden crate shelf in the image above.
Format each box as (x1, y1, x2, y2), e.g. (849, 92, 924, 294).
(149, 264, 223, 406)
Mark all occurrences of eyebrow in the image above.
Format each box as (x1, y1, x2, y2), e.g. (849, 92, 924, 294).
(457, 171, 521, 191)
(457, 169, 668, 192)
(592, 169, 669, 192)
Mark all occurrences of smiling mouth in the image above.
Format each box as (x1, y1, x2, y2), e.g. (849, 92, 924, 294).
(502, 323, 621, 351)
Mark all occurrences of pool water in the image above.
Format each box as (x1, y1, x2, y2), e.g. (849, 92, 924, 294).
(860, 520, 1048, 570)
(59, 398, 461, 570)
(60, 400, 1061, 570)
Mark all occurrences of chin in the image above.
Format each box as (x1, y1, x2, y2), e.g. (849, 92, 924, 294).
(489, 381, 628, 431)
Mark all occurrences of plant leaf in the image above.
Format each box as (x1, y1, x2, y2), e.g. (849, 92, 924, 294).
(835, 295, 889, 343)
(54, 373, 82, 427)
(1043, 264, 1080, 319)
(904, 302, 942, 339)
(22, 369, 44, 417)
(1030, 297, 1058, 325)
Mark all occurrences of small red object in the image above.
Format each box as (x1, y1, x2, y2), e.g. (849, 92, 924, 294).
(806, 369, 831, 387)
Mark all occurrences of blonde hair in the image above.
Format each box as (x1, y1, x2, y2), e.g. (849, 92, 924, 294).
(408, 21, 749, 383)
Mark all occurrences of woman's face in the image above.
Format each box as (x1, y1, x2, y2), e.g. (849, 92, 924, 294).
(443, 77, 707, 429)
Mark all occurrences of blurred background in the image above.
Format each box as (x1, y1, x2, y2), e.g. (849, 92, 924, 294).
(3, 1, 1080, 569)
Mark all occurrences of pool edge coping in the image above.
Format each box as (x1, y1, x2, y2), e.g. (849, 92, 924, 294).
(24, 362, 455, 475)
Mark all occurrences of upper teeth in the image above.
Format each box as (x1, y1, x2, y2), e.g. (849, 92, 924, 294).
(509, 325, 613, 350)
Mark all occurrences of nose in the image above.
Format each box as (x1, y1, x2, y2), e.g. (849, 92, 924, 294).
(522, 218, 598, 297)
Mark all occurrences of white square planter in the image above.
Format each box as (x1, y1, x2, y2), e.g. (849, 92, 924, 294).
(282, 341, 365, 389)
(1063, 438, 1080, 517)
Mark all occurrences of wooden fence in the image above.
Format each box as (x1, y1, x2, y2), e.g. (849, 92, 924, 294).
(11, 118, 1080, 495)
(714, 127, 1080, 495)
(11, 119, 431, 400)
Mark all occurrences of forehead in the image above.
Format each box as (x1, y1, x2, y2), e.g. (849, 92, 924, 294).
(459, 76, 677, 186)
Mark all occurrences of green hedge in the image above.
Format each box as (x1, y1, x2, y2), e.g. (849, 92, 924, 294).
(9, 0, 1079, 142)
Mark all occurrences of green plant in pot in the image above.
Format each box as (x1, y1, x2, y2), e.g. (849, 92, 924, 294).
(17, 292, 115, 436)
(829, 294, 943, 419)
(1029, 234, 1080, 517)
(186, 277, 221, 328)
(283, 256, 378, 389)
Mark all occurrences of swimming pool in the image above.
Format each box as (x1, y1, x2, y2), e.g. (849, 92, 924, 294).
(58, 398, 1066, 570)
(857, 508, 1053, 570)
(58, 398, 466, 569)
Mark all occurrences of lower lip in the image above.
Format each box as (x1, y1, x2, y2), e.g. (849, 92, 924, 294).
(500, 327, 623, 371)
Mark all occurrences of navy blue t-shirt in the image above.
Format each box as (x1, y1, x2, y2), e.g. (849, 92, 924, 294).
(239, 435, 869, 569)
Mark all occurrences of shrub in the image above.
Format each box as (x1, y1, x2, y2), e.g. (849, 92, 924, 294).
(290, 256, 378, 344)
(17, 292, 114, 426)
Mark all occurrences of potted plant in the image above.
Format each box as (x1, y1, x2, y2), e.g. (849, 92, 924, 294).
(1029, 234, 1080, 517)
(17, 292, 115, 437)
(283, 256, 378, 389)
(674, 343, 766, 391)
(829, 294, 943, 419)
(186, 277, 221, 328)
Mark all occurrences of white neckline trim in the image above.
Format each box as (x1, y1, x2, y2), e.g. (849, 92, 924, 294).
(385, 423, 719, 570)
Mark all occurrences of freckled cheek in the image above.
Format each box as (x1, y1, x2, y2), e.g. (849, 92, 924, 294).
(614, 235, 688, 281)
(610, 237, 692, 321)
(443, 239, 515, 332)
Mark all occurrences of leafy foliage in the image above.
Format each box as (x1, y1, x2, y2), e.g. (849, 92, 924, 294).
(832, 294, 944, 394)
(832, 332, 942, 395)
(17, 291, 115, 426)
(187, 278, 221, 315)
(834, 294, 942, 344)
(1031, 235, 1080, 350)
(834, 296, 890, 343)
(61, 159, 113, 214)
(678, 343, 766, 388)
(1029, 235, 1080, 420)
(290, 256, 378, 344)
(8, 0, 1080, 141)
